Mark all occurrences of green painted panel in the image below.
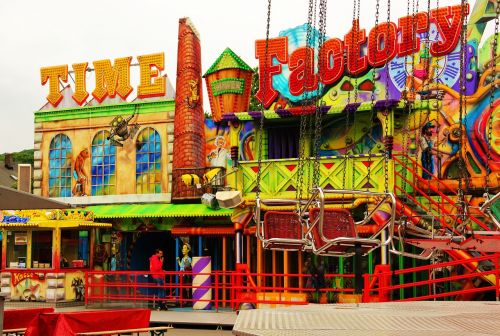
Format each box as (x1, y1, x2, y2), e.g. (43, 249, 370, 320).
(84, 203, 233, 219)
(35, 100, 175, 123)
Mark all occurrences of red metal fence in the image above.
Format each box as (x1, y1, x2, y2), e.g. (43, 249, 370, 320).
(364, 254, 500, 302)
(85, 255, 500, 310)
(84, 269, 357, 310)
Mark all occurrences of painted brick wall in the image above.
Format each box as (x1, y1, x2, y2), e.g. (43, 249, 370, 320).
(173, 18, 205, 170)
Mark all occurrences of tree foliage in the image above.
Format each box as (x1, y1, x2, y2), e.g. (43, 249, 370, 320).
(0, 149, 34, 164)
(249, 67, 261, 112)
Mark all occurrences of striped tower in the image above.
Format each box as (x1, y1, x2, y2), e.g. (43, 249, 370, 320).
(173, 18, 205, 171)
(192, 256, 212, 310)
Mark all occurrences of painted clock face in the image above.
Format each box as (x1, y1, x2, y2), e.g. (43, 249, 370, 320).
(388, 23, 462, 92)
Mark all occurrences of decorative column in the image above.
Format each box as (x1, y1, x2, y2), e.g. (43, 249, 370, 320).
(173, 18, 204, 169)
(192, 256, 212, 310)
(173, 18, 205, 199)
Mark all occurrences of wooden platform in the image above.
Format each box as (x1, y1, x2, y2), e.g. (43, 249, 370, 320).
(233, 301, 500, 336)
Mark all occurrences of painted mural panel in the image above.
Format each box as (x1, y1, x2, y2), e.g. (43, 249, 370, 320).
(205, 119, 231, 168)
(238, 122, 256, 161)
(251, 2, 499, 191)
(11, 272, 48, 301)
(5, 270, 86, 302)
(37, 101, 173, 198)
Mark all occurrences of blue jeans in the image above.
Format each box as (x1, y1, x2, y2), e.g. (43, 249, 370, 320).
(421, 151, 434, 180)
(153, 277, 165, 299)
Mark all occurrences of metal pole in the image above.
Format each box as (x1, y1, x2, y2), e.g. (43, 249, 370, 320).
(381, 229, 389, 265)
(235, 231, 242, 264)
(354, 244, 363, 294)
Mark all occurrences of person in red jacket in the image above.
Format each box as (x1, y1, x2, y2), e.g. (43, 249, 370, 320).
(149, 249, 167, 310)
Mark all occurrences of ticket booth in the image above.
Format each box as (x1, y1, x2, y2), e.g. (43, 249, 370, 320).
(0, 209, 110, 302)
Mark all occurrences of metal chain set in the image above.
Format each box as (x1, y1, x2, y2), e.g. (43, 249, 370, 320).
(312, 0, 328, 190)
(383, 0, 392, 194)
(296, 0, 316, 204)
(485, 1, 499, 197)
(254, 0, 272, 203)
(456, 0, 469, 222)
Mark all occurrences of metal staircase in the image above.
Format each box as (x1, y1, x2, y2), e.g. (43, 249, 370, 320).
(392, 153, 500, 287)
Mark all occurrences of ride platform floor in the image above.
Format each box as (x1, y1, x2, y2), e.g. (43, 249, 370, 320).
(233, 301, 500, 336)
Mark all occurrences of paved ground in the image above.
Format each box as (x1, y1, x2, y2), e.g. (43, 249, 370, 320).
(233, 301, 500, 336)
(159, 328, 232, 335)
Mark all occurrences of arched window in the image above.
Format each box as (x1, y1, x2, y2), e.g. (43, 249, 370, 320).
(136, 127, 162, 194)
(91, 130, 116, 196)
(48, 134, 73, 197)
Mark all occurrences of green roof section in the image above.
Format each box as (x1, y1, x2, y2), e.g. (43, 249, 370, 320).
(35, 100, 175, 123)
(84, 203, 233, 219)
(204, 48, 253, 77)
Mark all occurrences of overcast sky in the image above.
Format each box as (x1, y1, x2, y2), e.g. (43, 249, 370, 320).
(0, 0, 488, 153)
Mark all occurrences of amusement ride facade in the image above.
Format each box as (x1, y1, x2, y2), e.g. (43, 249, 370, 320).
(0, 0, 499, 307)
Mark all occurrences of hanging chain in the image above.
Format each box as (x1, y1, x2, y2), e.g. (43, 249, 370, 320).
(456, 0, 469, 221)
(255, 0, 272, 202)
(312, 0, 328, 189)
(296, 0, 316, 203)
(399, 0, 413, 222)
(412, 0, 420, 201)
(306, 0, 319, 194)
(366, 0, 381, 190)
(342, 0, 359, 195)
(485, 1, 499, 197)
(351, 0, 362, 190)
(433, 0, 442, 177)
(353, 0, 361, 106)
(383, 0, 392, 194)
(424, 0, 433, 211)
(433, 0, 443, 220)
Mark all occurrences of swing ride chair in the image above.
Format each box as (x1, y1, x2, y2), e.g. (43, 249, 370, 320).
(255, 198, 310, 251)
(255, 188, 396, 257)
(308, 188, 396, 257)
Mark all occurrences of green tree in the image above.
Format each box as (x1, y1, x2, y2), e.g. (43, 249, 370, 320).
(248, 67, 261, 112)
(0, 149, 34, 164)
(14, 149, 34, 164)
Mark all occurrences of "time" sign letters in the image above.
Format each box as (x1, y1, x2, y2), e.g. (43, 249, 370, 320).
(41, 52, 166, 107)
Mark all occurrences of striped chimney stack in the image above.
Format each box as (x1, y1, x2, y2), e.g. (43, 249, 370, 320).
(173, 18, 205, 170)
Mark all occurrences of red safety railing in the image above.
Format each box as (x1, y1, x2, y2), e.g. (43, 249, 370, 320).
(363, 254, 500, 302)
(394, 154, 491, 231)
(84, 269, 356, 310)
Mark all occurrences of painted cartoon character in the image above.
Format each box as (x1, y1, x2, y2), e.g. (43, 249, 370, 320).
(72, 148, 89, 196)
(419, 122, 449, 180)
(186, 79, 200, 108)
(71, 277, 85, 301)
(207, 135, 231, 167)
(176, 243, 192, 304)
